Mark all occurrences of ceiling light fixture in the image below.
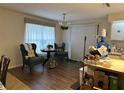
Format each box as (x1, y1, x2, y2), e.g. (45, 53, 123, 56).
(59, 13, 70, 30)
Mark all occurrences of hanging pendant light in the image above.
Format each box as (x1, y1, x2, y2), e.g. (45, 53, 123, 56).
(59, 13, 69, 30)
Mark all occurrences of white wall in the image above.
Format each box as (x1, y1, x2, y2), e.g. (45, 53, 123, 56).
(62, 17, 110, 60)
(55, 24, 63, 43)
(0, 8, 62, 68)
(70, 24, 97, 61)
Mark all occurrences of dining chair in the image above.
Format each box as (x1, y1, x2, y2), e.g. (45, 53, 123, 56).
(54, 42, 68, 60)
(54, 42, 65, 52)
(0, 55, 10, 86)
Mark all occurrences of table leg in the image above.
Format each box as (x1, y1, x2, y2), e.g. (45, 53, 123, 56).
(43, 51, 51, 67)
(79, 67, 84, 86)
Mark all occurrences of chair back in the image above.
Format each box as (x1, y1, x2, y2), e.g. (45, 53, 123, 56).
(54, 43, 58, 50)
(61, 42, 65, 51)
(20, 43, 38, 63)
(54, 42, 65, 52)
(31, 43, 38, 56)
(0, 55, 10, 86)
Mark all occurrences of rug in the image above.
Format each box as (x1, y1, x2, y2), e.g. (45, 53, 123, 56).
(6, 72, 31, 90)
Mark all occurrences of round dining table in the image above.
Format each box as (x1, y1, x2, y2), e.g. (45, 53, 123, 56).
(41, 49, 56, 64)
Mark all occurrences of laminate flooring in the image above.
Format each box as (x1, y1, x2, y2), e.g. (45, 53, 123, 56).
(9, 59, 81, 90)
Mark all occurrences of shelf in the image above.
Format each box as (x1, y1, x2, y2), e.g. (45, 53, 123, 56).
(80, 85, 103, 90)
(93, 86, 103, 90)
(80, 85, 94, 90)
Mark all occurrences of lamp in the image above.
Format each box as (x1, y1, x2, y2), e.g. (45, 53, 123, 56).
(59, 13, 69, 30)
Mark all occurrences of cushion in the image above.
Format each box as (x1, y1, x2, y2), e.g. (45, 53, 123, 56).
(28, 56, 44, 65)
(23, 43, 35, 59)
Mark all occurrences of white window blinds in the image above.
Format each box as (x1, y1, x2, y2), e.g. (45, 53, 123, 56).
(25, 23, 55, 53)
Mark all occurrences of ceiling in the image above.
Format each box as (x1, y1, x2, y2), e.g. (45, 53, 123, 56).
(0, 3, 124, 21)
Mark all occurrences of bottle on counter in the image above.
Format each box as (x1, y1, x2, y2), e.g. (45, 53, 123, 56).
(111, 45, 116, 53)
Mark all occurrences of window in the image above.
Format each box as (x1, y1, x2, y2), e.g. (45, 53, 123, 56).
(111, 21, 124, 40)
(25, 23, 55, 53)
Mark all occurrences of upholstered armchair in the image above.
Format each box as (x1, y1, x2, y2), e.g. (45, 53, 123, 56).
(20, 43, 45, 72)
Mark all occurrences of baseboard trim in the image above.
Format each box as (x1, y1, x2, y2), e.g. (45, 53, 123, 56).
(8, 64, 22, 69)
(8, 59, 79, 69)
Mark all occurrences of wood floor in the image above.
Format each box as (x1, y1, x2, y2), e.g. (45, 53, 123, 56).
(6, 72, 31, 90)
(9, 59, 81, 90)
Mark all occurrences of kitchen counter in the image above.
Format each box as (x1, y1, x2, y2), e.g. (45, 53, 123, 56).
(82, 57, 124, 76)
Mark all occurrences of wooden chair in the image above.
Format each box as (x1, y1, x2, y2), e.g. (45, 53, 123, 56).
(0, 55, 10, 86)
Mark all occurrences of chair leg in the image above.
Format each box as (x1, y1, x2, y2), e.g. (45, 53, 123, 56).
(42, 64, 44, 72)
(42, 59, 47, 71)
(30, 66, 32, 73)
(22, 64, 25, 72)
(42, 61, 46, 72)
(30, 67, 32, 73)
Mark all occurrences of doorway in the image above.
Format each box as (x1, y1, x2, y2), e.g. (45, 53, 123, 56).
(70, 24, 97, 61)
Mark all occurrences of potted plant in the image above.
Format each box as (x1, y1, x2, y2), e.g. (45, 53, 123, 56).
(47, 44, 53, 50)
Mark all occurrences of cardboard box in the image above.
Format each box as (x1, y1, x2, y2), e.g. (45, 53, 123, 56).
(94, 71, 109, 90)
